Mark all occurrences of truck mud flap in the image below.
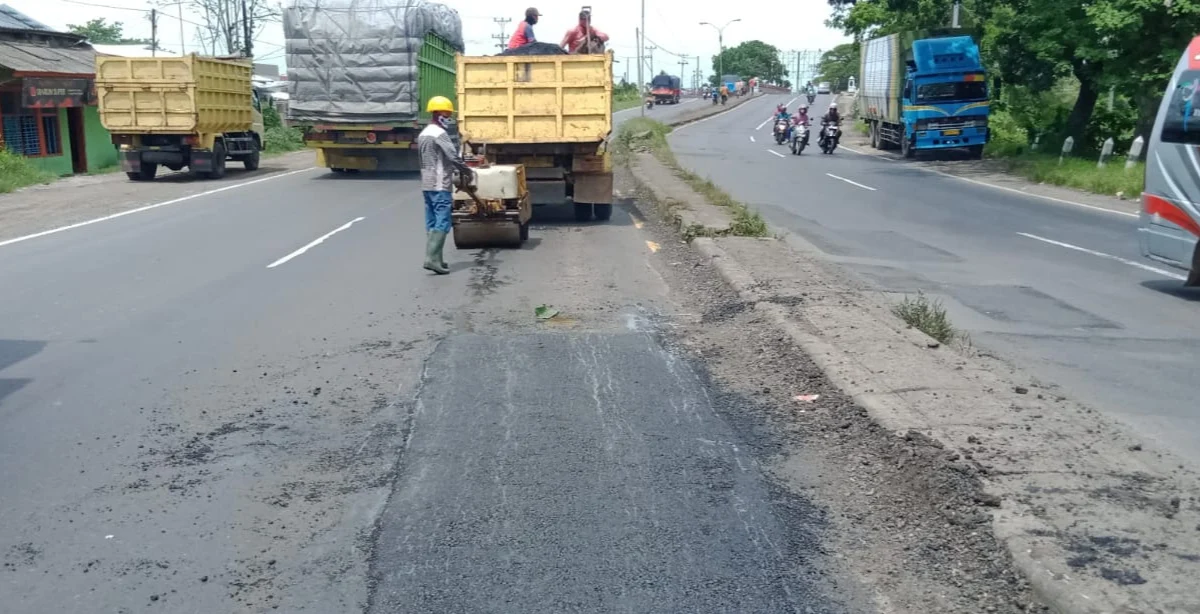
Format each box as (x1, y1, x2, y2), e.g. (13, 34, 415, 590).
(189, 150, 216, 172)
(572, 173, 613, 205)
(119, 151, 141, 173)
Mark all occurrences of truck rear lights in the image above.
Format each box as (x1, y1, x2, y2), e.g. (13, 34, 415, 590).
(365, 132, 378, 144)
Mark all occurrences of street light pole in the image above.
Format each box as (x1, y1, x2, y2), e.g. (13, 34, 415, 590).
(700, 19, 741, 86)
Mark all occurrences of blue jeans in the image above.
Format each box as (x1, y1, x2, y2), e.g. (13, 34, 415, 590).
(424, 190, 452, 233)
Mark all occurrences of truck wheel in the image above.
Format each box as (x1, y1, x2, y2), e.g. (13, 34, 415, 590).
(127, 163, 157, 181)
(574, 203, 593, 222)
(243, 149, 261, 171)
(593, 203, 613, 221)
(870, 122, 880, 149)
(901, 135, 915, 159)
(519, 222, 530, 241)
(1188, 244, 1200, 287)
(967, 145, 985, 160)
(203, 142, 227, 179)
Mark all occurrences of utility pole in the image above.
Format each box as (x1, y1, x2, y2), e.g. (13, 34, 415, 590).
(492, 17, 511, 51)
(678, 58, 688, 85)
(241, 0, 253, 56)
(646, 45, 656, 77)
(952, 0, 961, 27)
(178, 3, 186, 54)
(149, 8, 158, 57)
(637, 29, 644, 116)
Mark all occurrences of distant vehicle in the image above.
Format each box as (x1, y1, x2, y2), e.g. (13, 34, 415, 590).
(847, 76, 857, 93)
(1139, 35, 1200, 286)
(817, 81, 831, 94)
(650, 73, 682, 104)
(857, 30, 990, 159)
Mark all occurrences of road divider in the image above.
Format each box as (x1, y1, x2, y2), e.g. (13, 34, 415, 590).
(0, 168, 318, 250)
(267, 217, 365, 269)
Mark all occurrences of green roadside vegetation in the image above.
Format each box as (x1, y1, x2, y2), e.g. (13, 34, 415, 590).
(616, 117, 769, 237)
(0, 149, 54, 194)
(263, 106, 306, 156)
(891, 291, 968, 348)
(613, 82, 642, 112)
(820, 0, 1196, 199)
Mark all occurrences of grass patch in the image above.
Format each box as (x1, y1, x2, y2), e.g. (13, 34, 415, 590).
(613, 91, 642, 112)
(264, 125, 305, 156)
(994, 153, 1144, 198)
(0, 149, 54, 194)
(615, 117, 769, 238)
(87, 164, 121, 176)
(891, 291, 965, 346)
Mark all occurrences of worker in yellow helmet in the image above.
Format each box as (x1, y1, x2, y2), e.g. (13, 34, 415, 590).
(418, 95, 472, 275)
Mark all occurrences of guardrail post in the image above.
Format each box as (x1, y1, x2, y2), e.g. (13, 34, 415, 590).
(1031, 134, 1041, 152)
(1059, 136, 1074, 165)
(1125, 135, 1145, 170)
(1098, 137, 1114, 168)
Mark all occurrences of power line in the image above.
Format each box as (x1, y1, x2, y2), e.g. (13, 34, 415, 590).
(492, 17, 511, 51)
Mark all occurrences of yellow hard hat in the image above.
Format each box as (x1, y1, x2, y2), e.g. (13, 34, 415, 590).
(426, 96, 454, 113)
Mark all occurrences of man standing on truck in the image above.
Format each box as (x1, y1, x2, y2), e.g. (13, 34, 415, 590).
(418, 96, 473, 275)
(561, 9, 608, 54)
(507, 7, 541, 49)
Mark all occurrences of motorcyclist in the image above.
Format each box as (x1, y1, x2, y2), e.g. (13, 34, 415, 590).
(789, 105, 811, 143)
(775, 105, 790, 141)
(820, 102, 842, 145)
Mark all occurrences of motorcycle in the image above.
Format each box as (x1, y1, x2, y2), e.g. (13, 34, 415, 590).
(720, 93, 727, 105)
(645, 96, 654, 110)
(773, 118, 790, 144)
(806, 93, 816, 104)
(712, 93, 719, 105)
(818, 122, 841, 154)
(790, 122, 809, 155)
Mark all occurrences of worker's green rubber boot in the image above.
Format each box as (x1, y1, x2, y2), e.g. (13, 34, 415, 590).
(423, 230, 450, 275)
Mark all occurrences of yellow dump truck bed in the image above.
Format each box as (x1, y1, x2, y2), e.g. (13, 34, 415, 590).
(456, 52, 613, 144)
(96, 54, 253, 135)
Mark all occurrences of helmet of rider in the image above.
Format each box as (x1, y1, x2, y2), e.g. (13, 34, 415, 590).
(799, 105, 808, 112)
(829, 102, 838, 109)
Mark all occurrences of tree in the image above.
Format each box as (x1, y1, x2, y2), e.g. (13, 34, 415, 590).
(67, 17, 154, 46)
(711, 40, 787, 83)
(192, 0, 279, 56)
(817, 43, 859, 89)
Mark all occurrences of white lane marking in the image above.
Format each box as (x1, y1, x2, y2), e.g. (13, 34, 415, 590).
(767, 149, 787, 158)
(1016, 232, 1187, 280)
(672, 94, 777, 133)
(749, 135, 756, 142)
(826, 173, 877, 191)
(0, 168, 318, 250)
(839, 144, 1138, 219)
(267, 217, 366, 269)
(756, 116, 775, 130)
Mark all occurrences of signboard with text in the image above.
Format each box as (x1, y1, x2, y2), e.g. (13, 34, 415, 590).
(23, 78, 92, 108)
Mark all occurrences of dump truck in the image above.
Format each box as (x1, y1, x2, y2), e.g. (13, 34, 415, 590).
(95, 54, 263, 181)
(284, 0, 463, 173)
(456, 51, 614, 223)
(858, 29, 990, 159)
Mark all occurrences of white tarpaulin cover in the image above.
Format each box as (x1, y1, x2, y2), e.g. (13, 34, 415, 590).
(284, 0, 463, 123)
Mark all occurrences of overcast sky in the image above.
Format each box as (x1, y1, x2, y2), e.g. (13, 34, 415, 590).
(10, 0, 848, 81)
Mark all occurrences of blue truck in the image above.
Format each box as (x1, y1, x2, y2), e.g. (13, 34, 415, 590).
(858, 30, 990, 159)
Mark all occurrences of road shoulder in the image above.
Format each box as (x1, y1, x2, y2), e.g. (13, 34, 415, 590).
(626, 140, 1200, 614)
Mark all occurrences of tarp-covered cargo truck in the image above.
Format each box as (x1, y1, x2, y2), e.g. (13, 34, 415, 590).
(96, 55, 263, 181)
(651, 73, 682, 105)
(859, 30, 990, 159)
(284, 0, 463, 173)
(456, 51, 615, 222)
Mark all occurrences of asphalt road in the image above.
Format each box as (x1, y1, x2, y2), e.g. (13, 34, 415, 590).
(0, 126, 850, 612)
(670, 93, 1200, 464)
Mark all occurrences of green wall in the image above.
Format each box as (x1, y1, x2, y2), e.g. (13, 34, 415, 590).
(24, 107, 117, 176)
(84, 106, 117, 171)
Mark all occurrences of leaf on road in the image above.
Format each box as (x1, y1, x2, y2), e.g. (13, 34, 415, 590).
(535, 305, 560, 320)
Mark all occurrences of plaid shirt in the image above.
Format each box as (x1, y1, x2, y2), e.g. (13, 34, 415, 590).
(418, 123, 466, 192)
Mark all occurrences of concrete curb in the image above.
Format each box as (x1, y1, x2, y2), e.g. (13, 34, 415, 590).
(623, 132, 1200, 614)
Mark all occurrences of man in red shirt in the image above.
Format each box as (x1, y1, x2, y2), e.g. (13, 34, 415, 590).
(507, 7, 541, 49)
(560, 10, 609, 54)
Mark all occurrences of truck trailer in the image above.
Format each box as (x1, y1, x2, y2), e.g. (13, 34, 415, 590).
(858, 30, 990, 159)
(96, 54, 263, 181)
(284, 0, 462, 173)
(456, 51, 614, 224)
